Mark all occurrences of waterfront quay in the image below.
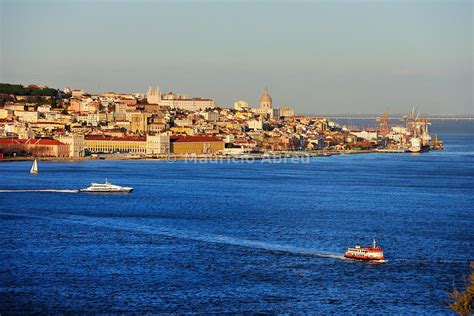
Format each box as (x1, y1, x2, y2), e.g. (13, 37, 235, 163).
(0, 149, 420, 165)
(0, 83, 442, 160)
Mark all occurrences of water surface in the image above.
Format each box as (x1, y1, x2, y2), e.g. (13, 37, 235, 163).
(1, 121, 473, 313)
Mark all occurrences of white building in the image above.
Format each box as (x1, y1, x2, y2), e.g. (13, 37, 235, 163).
(76, 114, 99, 126)
(350, 130, 378, 141)
(201, 110, 219, 122)
(71, 89, 86, 98)
(161, 98, 215, 111)
(37, 105, 51, 113)
(391, 126, 408, 134)
(114, 102, 128, 114)
(146, 86, 162, 105)
(247, 119, 263, 130)
(234, 100, 249, 111)
(59, 134, 85, 157)
(174, 118, 193, 127)
(146, 134, 170, 155)
(146, 86, 215, 111)
(280, 106, 295, 117)
(223, 134, 235, 144)
(14, 111, 39, 123)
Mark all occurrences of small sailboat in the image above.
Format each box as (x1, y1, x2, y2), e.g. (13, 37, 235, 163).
(30, 159, 38, 174)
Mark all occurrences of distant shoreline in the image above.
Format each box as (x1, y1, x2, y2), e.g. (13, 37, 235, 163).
(0, 149, 426, 163)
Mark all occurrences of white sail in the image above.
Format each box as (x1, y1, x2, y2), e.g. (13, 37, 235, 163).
(30, 159, 38, 174)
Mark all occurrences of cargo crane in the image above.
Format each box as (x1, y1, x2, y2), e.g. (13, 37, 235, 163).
(402, 108, 433, 151)
(376, 108, 390, 136)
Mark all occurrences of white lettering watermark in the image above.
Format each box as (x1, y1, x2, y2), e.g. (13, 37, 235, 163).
(166, 154, 312, 164)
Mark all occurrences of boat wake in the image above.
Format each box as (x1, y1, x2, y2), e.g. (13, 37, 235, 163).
(0, 212, 347, 260)
(0, 189, 79, 193)
(187, 234, 346, 260)
(1, 212, 468, 265)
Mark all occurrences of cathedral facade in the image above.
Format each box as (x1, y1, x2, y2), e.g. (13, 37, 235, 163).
(260, 87, 272, 111)
(253, 87, 274, 117)
(147, 86, 162, 105)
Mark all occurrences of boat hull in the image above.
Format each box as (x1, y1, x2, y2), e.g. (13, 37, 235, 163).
(344, 253, 385, 261)
(79, 188, 133, 194)
(344, 240, 385, 262)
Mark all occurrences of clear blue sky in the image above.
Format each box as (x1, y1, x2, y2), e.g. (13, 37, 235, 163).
(1, 0, 472, 114)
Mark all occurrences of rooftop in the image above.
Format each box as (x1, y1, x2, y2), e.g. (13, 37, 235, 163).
(0, 138, 66, 145)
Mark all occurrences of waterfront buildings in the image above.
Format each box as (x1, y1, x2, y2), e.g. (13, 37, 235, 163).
(58, 134, 85, 157)
(0, 138, 69, 157)
(146, 134, 170, 155)
(170, 136, 224, 155)
(350, 129, 378, 142)
(84, 135, 147, 154)
(0, 82, 442, 159)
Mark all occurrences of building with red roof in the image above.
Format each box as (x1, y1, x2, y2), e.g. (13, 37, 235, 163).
(0, 138, 69, 157)
(84, 135, 147, 154)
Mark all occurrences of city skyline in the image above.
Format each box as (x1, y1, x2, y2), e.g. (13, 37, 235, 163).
(1, 2, 473, 313)
(1, 0, 472, 114)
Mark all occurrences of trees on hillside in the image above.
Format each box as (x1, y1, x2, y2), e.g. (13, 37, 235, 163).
(0, 83, 57, 97)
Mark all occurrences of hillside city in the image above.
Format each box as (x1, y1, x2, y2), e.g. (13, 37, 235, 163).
(0, 83, 443, 159)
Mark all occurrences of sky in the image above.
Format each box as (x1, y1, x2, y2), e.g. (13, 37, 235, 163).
(1, 0, 472, 114)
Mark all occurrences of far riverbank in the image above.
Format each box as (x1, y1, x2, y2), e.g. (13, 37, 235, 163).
(0, 149, 423, 163)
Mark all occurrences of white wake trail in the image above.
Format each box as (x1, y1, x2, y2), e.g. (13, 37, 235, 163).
(0, 212, 345, 260)
(0, 189, 79, 193)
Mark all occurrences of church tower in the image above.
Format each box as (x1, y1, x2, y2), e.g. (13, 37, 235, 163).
(260, 87, 272, 111)
(147, 86, 162, 104)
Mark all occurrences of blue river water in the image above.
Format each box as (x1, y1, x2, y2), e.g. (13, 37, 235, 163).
(0, 120, 473, 313)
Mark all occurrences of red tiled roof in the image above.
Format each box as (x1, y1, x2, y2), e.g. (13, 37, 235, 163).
(171, 135, 222, 143)
(162, 97, 213, 101)
(85, 135, 146, 142)
(190, 98, 213, 101)
(0, 138, 66, 145)
(31, 122, 64, 125)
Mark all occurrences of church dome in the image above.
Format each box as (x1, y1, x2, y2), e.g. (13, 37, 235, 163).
(260, 87, 272, 103)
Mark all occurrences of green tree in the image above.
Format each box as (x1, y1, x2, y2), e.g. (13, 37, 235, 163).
(0, 83, 57, 97)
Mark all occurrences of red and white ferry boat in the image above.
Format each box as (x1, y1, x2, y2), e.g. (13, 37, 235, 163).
(344, 239, 385, 262)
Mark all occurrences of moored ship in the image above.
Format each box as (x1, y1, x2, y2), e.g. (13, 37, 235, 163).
(80, 179, 133, 193)
(344, 239, 385, 262)
(409, 137, 422, 153)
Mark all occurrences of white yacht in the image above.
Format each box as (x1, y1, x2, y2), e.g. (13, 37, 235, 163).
(80, 179, 133, 193)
